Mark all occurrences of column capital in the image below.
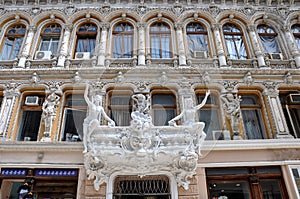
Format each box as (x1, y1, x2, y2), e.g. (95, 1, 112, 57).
(100, 22, 110, 30)
(263, 80, 278, 97)
(137, 22, 146, 29)
(28, 25, 36, 32)
(4, 81, 20, 97)
(175, 22, 184, 30)
(211, 23, 220, 31)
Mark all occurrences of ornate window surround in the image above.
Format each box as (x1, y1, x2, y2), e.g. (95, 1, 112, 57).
(31, 19, 65, 59)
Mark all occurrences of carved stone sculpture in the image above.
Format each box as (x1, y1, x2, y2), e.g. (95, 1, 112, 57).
(221, 92, 242, 139)
(83, 92, 208, 191)
(41, 92, 60, 142)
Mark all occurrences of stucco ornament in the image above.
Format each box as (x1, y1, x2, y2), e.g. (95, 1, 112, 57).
(84, 91, 208, 191)
(221, 92, 242, 139)
(41, 92, 60, 142)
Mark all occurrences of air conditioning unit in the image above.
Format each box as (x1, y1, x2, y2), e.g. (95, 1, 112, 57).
(269, 53, 282, 60)
(289, 94, 300, 103)
(194, 51, 207, 58)
(212, 130, 231, 140)
(35, 51, 52, 60)
(25, 96, 39, 106)
(75, 52, 91, 60)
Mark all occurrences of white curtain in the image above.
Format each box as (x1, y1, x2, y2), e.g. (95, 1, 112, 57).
(259, 36, 280, 53)
(225, 35, 247, 59)
(242, 110, 264, 139)
(151, 36, 160, 58)
(188, 34, 208, 56)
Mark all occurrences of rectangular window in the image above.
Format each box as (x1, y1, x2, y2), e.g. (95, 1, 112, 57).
(108, 93, 132, 126)
(18, 95, 44, 141)
(240, 95, 266, 139)
(291, 166, 300, 197)
(197, 93, 221, 140)
(61, 94, 87, 142)
(152, 93, 176, 126)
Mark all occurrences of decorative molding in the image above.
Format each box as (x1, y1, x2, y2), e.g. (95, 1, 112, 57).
(84, 93, 206, 191)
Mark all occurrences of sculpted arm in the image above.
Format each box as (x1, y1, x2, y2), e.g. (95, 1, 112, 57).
(195, 90, 210, 110)
(168, 111, 185, 126)
(84, 83, 92, 107)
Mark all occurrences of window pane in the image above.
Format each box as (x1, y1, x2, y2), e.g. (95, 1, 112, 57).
(208, 181, 251, 199)
(18, 110, 42, 141)
(150, 23, 171, 58)
(242, 110, 265, 139)
(152, 94, 176, 126)
(153, 94, 175, 105)
(261, 180, 283, 199)
(63, 109, 86, 142)
(109, 95, 131, 126)
(258, 25, 280, 54)
(292, 168, 300, 196)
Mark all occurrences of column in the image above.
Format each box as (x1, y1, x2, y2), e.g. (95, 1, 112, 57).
(18, 25, 36, 68)
(0, 82, 20, 140)
(137, 22, 146, 66)
(283, 25, 300, 67)
(175, 23, 187, 66)
(97, 23, 109, 66)
(57, 24, 72, 67)
(248, 25, 266, 67)
(263, 82, 293, 139)
(212, 23, 227, 67)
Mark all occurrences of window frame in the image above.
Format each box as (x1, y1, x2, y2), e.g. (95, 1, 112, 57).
(223, 23, 248, 60)
(0, 24, 26, 61)
(17, 94, 45, 141)
(186, 22, 209, 58)
(151, 90, 177, 126)
(279, 91, 300, 138)
(74, 23, 97, 57)
(292, 24, 300, 50)
(150, 22, 173, 59)
(112, 22, 134, 58)
(240, 94, 267, 139)
(38, 23, 62, 55)
(257, 24, 282, 55)
(107, 90, 133, 127)
(195, 91, 222, 140)
(60, 93, 87, 142)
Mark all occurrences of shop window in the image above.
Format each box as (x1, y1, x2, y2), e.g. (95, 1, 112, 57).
(35, 24, 61, 59)
(196, 93, 221, 140)
(223, 23, 248, 60)
(257, 24, 282, 59)
(292, 24, 300, 51)
(112, 23, 133, 58)
(186, 22, 209, 59)
(152, 93, 176, 126)
(113, 176, 170, 199)
(279, 92, 300, 138)
(150, 22, 172, 58)
(240, 95, 267, 139)
(17, 95, 44, 141)
(74, 23, 97, 59)
(108, 91, 132, 126)
(61, 94, 87, 141)
(0, 24, 26, 60)
(207, 166, 288, 199)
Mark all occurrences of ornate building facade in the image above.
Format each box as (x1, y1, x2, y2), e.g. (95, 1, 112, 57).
(0, 0, 300, 198)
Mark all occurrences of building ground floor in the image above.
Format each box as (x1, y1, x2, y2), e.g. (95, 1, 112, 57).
(1, 139, 300, 199)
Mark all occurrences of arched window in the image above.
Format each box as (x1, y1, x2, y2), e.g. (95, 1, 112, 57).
(75, 23, 97, 59)
(0, 24, 26, 60)
(112, 23, 133, 58)
(150, 22, 172, 58)
(186, 23, 209, 58)
(223, 23, 247, 59)
(292, 24, 300, 50)
(257, 24, 281, 55)
(38, 24, 61, 54)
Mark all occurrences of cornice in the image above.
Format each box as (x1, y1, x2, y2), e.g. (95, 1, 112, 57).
(0, 141, 83, 152)
(203, 139, 300, 151)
